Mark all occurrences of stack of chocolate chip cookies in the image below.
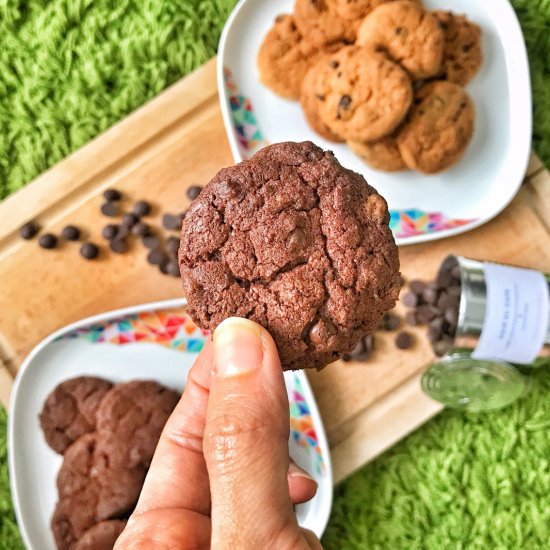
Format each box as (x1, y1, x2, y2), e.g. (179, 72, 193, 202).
(40, 377, 180, 550)
(258, 0, 482, 174)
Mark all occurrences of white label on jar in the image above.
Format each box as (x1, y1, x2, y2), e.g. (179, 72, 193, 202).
(472, 263, 549, 364)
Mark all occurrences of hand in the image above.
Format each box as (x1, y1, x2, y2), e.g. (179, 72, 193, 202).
(115, 317, 323, 550)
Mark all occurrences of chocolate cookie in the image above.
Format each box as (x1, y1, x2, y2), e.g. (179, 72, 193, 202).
(258, 14, 321, 100)
(300, 62, 345, 143)
(313, 46, 412, 142)
(294, 0, 355, 48)
(357, 1, 444, 80)
(396, 81, 475, 173)
(179, 141, 400, 370)
(96, 380, 180, 468)
(348, 135, 407, 171)
(52, 492, 98, 550)
(57, 433, 146, 522)
(40, 377, 113, 454)
(433, 10, 482, 85)
(75, 520, 127, 550)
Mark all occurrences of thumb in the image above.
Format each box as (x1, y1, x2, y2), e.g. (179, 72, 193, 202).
(204, 317, 298, 549)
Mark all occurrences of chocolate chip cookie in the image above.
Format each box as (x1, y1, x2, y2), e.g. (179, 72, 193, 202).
(96, 380, 180, 468)
(179, 141, 400, 370)
(357, 1, 444, 80)
(348, 135, 407, 171)
(294, 0, 355, 47)
(257, 14, 329, 100)
(75, 520, 127, 550)
(300, 62, 345, 142)
(40, 376, 113, 454)
(312, 46, 412, 142)
(396, 81, 475, 173)
(329, 0, 419, 21)
(433, 10, 482, 85)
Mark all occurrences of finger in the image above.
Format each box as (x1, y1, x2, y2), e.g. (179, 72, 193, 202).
(301, 528, 324, 550)
(204, 318, 298, 548)
(288, 462, 318, 505)
(135, 338, 214, 516)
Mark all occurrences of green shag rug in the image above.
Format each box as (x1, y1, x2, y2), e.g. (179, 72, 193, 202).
(1, 1, 550, 549)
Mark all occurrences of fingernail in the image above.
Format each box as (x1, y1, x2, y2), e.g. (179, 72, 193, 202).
(213, 317, 264, 377)
(288, 462, 318, 485)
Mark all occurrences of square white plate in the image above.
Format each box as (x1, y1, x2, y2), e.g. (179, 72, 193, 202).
(218, 0, 532, 246)
(8, 299, 333, 549)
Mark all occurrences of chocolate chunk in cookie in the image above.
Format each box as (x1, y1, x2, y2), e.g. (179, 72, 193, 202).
(357, 1, 444, 80)
(40, 377, 113, 454)
(75, 520, 127, 550)
(300, 62, 345, 143)
(396, 81, 475, 174)
(96, 381, 180, 468)
(348, 135, 407, 171)
(312, 46, 412, 142)
(258, 14, 346, 100)
(433, 10, 482, 86)
(179, 141, 400, 371)
(294, 0, 355, 48)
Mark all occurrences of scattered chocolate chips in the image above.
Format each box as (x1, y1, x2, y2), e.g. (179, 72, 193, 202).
(142, 235, 161, 250)
(186, 185, 203, 201)
(395, 331, 414, 350)
(166, 236, 180, 256)
(109, 239, 129, 254)
(162, 214, 182, 231)
(131, 222, 151, 237)
(103, 188, 121, 201)
(382, 313, 401, 331)
(343, 335, 374, 362)
(409, 280, 426, 294)
(101, 202, 119, 217)
(165, 260, 180, 277)
(62, 225, 80, 241)
(402, 291, 418, 308)
(20, 221, 39, 240)
(102, 224, 119, 241)
(134, 200, 152, 217)
(122, 213, 139, 227)
(39, 233, 57, 249)
(147, 249, 167, 266)
(80, 243, 99, 260)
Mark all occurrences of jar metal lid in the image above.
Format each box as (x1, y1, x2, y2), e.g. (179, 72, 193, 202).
(421, 353, 528, 412)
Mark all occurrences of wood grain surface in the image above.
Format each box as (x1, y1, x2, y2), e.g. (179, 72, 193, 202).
(1, 58, 549, 483)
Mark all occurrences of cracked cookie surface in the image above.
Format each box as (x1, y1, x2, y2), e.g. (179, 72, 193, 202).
(40, 376, 113, 454)
(396, 81, 475, 174)
(313, 46, 412, 142)
(433, 10, 482, 86)
(357, 1, 444, 80)
(179, 141, 400, 370)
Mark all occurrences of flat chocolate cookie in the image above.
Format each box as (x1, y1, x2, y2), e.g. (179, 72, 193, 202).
(75, 520, 127, 550)
(179, 141, 400, 370)
(40, 376, 113, 454)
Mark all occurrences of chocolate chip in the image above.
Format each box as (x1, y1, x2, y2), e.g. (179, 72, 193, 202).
(165, 259, 180, 277)
(444, 306, 458, 326)
(422, 284, 439, 305)
(447, 285, 461, 297)
(399, 275, 406, 287)
(162, 214, 182, 231)
(39, 233, 57, 249)
(346, 335, 374, 361)
(186, 185, 203, 200)
(395, 331, 414, 350)
(339, 95, 352, 110)
(427, 318, 443, 342)
(102, 224, 119, 240)
(109, 239, 129, 254)
(80, 242, 99, 259)
(134, 200, 152, 217)
(103, 188, 121, 201)
(122, 212, 139, 227)
(437, 291, 458, 310)
(147, 249, 167, 266)
(416, 305, 437, 323)
(131, 222, 151, 237)
(382, 313, 401, 331)
(143, 235, 161, 249)
(166, 236, 180, 256)
(396, 26, 407, 37)
(451, 264, 461, 280)
(409, 280, 427, 295)
(402, 291, 418, 308)
(159, 257, 170, 274)
(462, 43, 472, 53)
(405, 311, 418, 326)
(315, 94, 325, 101)
(433, 339, 451, 357)
(329, 60, 340, 69)
(101, 202, 118, 217)
(62, 225, 80, 241)
(20, 221, 39, 240)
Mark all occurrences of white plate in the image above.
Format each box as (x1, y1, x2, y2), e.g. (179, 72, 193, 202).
(8, 299, 333, 549)
(218, 0, 532, 245)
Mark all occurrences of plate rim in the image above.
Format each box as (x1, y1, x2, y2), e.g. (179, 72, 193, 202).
(8, 298, 333, 547)
(217, 0, 533, 246)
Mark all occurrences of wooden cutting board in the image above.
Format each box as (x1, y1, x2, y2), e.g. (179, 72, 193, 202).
(1, 58, 549, 483)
